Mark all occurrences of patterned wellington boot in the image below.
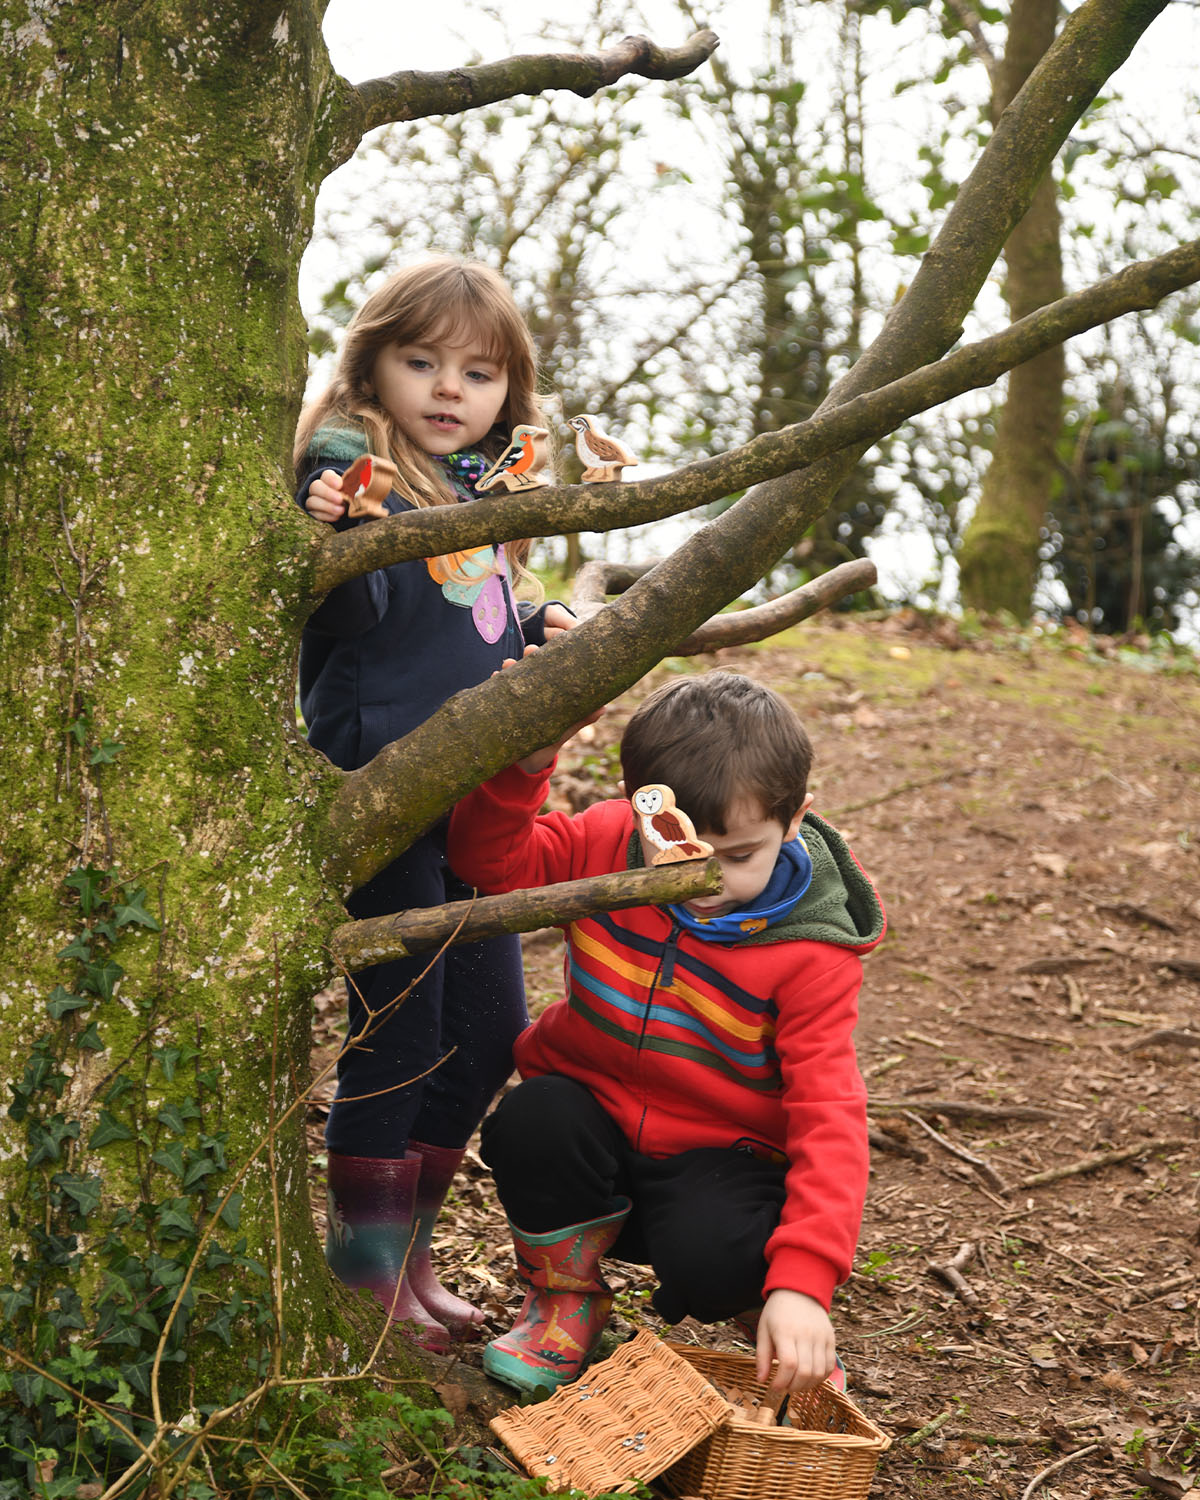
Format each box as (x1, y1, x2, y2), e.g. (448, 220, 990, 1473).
(405, 1140, 485, 1337)
(483, 1199, 631, 1396)
(324, 1151, 450, 1352)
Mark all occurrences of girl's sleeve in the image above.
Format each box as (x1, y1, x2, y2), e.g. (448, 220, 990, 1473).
(517, 601, 573, 648)
(296, 455, 391, 637)
(761, 951, 869, 1309)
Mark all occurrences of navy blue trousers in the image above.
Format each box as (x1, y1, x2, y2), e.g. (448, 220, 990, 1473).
(325, 823, 528, 1157)
(481, 1074, 787, 1324)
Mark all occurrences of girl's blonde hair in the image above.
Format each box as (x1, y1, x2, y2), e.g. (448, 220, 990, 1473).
(294, 256, 544, 575)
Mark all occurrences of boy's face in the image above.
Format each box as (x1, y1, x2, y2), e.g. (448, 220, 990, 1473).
(665, 793, 813, 919)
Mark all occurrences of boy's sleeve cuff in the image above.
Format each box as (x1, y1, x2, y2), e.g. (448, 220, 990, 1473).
(762, 1248, 841, 1311)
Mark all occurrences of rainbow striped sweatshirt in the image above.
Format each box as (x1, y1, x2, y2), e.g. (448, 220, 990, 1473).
(448, 764, 887, 1309)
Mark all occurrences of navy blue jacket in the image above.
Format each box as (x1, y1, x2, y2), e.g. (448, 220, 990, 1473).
(297, 431, 549, 772)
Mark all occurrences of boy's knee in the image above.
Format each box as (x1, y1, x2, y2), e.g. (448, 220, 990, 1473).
(481, 1075, 609, 1170)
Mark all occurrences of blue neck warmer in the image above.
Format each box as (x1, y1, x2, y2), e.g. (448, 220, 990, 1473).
(667, 835, 814, 942)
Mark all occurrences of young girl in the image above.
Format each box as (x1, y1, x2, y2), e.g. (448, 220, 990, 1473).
(295, 257, 574, 1349)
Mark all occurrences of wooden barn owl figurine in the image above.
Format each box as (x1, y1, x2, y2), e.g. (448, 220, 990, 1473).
(567, 414, 638, 483)
(631, 784, 714, 864)
(476, 425, 551, 493)
(339, 453, 399, 519)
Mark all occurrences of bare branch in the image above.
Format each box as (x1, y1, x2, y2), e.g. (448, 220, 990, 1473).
(330, 860, 722, 969)
(352, 30, 719, 135)
(309, 234, 1200, 597)
(571, 558, 878, 652)
(942, 0, 1000, 85)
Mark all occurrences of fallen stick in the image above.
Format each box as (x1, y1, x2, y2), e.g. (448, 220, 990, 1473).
(963, 1020, 1074, 1048)
(870, 1098, 1057, 1122)
(1123, 1270, 1196, 1307)
(1017, 1138, 1186, 1190)
(1097, 1006, 1189, 1028)
(901, 1111, 1009, 1193)
(831, 764, 977, 817)
(1020, 1443, 1104, 1500)
(928, 1242, 979, 1305)
(1120, 1028, 1200, 1052)
(902, 1409, 954, 1448)
(868, 1127, 929, 1163)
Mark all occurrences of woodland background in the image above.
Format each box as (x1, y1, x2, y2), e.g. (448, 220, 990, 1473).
(306, 0, 1200, 635)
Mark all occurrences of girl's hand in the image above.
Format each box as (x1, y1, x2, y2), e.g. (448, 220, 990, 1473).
(542, 602, 577, 640)
(756, 1290, 837, 1394)
(304, 470, 349, 523)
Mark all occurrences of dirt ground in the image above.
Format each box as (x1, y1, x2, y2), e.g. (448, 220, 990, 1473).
(308, 615, 1200, 1499)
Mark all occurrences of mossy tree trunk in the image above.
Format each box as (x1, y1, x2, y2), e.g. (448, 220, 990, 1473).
(956, 0, 1068, 619)
(0, 0, 1186, 1486)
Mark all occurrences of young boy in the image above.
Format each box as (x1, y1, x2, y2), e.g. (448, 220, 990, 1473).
(447, 671, 885, 1397)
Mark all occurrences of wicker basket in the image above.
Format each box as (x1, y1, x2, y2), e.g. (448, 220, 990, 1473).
(661, 1345, 890, 1500)
(489, 1330, 731, 1494)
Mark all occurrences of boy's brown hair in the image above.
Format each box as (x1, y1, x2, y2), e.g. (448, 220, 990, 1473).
(620, 671, 813, 835)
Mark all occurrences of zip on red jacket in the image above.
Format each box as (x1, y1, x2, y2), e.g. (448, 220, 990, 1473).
(448, 762, 887, 1310)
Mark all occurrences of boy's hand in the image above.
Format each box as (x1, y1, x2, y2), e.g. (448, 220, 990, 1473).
(756, 1289, 837, 1394)
(304, 469, 349, 523)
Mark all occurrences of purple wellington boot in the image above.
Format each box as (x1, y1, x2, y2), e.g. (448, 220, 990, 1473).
(324, 1151, 450, 1352)
(405, 1140, 486, 1337)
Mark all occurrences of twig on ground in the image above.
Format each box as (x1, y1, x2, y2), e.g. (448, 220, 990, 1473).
(928, 1242, 979, 1305)
(902, 1409, 954, 1447)
(831, 764, 977, 816)
(868, 1127, 929, 1163)
(901, 1110, 1009, 1194)
(962, 1019, 1074, 1048)
(1098, 1006, 1190, 1027)
(1120, 1028, 1200, 1051)
(1017, 1138, 1187, 1189)
(871, 1098, 1057, 1122)
(1123, 1270, 1196, 1307)
(1092, 900, 1178, 932)
(1017, 955, 1106, 975)
(1019, 1443, 1104, 1500)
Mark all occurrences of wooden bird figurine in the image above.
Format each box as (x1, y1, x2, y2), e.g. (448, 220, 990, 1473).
(631, 784, 714, 864)
(568, 414, 638, 483)
(475, 425, 551, 493)
(339, 453, 399, 519)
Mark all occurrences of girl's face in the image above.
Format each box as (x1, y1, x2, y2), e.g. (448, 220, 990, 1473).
(368, 331, 509, 456)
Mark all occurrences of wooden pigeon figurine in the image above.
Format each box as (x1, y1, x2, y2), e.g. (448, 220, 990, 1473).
(339, 453, 399, 519)
(631, 784, 714, 864)
(476, 425, 551, 493)
(568, 414, 638, 483)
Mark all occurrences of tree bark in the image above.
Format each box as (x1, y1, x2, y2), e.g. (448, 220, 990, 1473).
(957, 0, 1067, 619)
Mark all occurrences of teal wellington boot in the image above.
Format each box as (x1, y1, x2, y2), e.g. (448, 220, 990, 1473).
(483, 1199, 631, 1396)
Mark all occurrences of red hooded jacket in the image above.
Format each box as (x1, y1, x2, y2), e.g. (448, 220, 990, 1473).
(448, 764, 886, 1308)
